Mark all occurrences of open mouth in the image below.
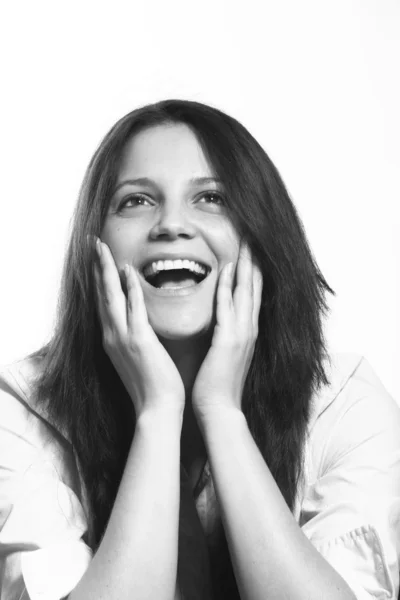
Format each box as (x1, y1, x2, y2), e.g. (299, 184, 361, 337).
(142, 267, 211, 289)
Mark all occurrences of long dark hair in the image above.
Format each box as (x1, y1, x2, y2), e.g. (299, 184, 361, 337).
(31, 99, 333, 596)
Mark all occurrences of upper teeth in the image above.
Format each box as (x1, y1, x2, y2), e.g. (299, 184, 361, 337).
(143, 259, 208, 279)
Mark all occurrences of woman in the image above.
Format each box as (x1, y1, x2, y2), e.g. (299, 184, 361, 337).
(1, 99, 400, 600)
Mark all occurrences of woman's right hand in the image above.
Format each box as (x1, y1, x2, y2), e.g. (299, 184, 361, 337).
(93, 238, 186, 418)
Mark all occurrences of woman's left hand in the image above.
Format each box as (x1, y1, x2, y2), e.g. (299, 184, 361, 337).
(192, 241, 263, 421)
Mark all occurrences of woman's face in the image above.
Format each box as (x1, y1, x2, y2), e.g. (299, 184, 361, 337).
(101, 123, 241, 340)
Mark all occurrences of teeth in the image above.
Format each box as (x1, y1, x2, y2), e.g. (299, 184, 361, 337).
(143, 259, 208, 279)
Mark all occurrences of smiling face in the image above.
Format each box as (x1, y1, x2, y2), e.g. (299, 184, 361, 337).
(101, 123, 241, 340)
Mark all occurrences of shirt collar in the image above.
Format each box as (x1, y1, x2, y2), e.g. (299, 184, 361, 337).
(0, 355, 72, 443)
(307, 352, 364, 433)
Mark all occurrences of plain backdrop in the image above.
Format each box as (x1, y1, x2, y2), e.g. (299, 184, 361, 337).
(0, 0, 399, 401)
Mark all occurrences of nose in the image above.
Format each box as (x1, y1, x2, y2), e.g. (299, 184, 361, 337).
(149, 204, 196, 240)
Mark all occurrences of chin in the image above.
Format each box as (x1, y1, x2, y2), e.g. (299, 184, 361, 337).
(149, 314, 215, 341)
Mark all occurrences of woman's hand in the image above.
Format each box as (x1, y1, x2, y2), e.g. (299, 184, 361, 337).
(93, 239, 186, 418)
(191, 241, 263, 421)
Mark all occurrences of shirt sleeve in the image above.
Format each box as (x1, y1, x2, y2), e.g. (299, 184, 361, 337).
(301, 362, 400, 600)
(0, 381, 93, 600)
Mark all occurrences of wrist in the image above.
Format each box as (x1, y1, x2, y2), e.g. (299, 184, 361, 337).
(194, 404, 246, 432)
(136, 406, 184, 433)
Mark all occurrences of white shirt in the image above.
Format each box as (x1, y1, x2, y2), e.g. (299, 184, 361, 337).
(1, 353, 400, 600)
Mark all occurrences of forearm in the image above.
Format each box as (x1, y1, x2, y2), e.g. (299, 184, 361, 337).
(70, 408, 183, 600)
(198, 407, 356, 600)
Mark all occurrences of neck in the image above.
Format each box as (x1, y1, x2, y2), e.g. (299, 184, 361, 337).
(159, 333, 211, 473)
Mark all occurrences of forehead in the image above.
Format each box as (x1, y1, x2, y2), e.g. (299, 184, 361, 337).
(117, 123, 214, 181)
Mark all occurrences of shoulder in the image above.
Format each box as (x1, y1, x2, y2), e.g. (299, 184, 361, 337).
(0, 353, 46, 411)
(0, 354, 74, 479)
(0, 354, 52, 444)
(0, 358, 92, 597)
(300, 354, 400, 599)
(310, 352, 399, 429)
(306, 352, 400, 479)
(0, 353, 88, 538)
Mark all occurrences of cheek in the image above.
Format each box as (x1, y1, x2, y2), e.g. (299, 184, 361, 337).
(101, 224, 135, 266)
(210, 223, 240, 261)
(226, 239, 241, 265)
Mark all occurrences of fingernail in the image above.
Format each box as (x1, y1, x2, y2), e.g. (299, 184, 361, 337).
(124, 264, 130, 278)
(95, 238, 102, 255)
(227, 262, 234, 275)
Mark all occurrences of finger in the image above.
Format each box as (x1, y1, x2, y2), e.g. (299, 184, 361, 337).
(252, 264, 263, 333)
(93, 262, 111, 329)
(216, 262, 234, 326)
(125, 264, 151, 333)
(233, 241, 254, 322)
(96, 239, 126, 333)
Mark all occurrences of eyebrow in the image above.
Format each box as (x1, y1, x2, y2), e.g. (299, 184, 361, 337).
(112, 176, 222, 195)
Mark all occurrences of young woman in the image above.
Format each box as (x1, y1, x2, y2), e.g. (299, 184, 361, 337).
(1, 100, 400, 600)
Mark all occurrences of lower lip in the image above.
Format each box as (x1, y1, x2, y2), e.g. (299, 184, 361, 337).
(139, 271, 212, 297)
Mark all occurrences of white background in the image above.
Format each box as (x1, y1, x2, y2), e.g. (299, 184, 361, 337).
(0, 1, 399, 400)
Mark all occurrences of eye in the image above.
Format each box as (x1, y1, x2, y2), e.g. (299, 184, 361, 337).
(118, 194, 152, 209)
(197, 191, 225, 206)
